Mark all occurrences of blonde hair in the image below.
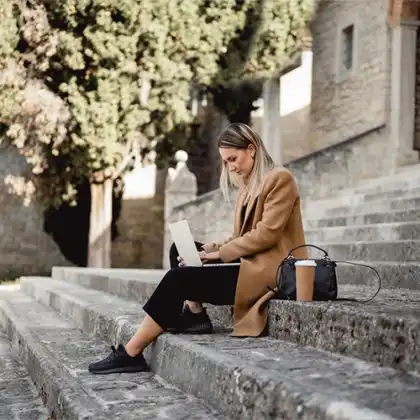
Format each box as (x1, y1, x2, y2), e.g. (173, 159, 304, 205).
(218, 123, 275, 204)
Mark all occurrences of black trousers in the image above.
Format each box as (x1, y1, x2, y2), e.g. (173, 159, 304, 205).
(142, 242, 239, 329)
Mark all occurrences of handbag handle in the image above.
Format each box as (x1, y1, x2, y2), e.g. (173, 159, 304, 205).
(287, 244, 329, 258)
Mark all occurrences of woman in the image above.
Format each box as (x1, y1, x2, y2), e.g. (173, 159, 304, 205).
(88, 122, 307, 375)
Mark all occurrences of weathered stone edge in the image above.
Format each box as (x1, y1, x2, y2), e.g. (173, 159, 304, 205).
(52, 262, 420, 296)
(268, 300, 420, 373)
(0, 296, 108, 420)
(20, 279, 396, 420)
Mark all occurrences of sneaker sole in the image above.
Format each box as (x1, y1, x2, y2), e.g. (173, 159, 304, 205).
(88, 365, 150, 375)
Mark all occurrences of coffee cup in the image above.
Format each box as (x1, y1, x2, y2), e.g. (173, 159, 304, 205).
(295, 260, 317, 301)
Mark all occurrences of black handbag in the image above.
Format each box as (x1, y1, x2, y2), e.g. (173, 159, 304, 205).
(272, 244, 337, 301)
(269, 244, 381, 302)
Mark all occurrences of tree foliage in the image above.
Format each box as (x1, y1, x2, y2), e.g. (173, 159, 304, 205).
(0, 0, 314, 207)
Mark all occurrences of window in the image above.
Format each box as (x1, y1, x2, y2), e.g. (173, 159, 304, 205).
(342, 25, 354, 71)
(334, 20, 358, 82)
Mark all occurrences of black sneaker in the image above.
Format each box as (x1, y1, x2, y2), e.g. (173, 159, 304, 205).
(167, 306, 214, 334)
(88, 344, 149, 374)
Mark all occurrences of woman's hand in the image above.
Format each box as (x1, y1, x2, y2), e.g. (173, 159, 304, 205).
(178, 251, 221, 267)
(199, 250, 220, 262)
(177, 256, 186, 267)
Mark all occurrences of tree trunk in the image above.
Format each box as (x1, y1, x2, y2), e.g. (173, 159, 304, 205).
(87, 179, 113, 267)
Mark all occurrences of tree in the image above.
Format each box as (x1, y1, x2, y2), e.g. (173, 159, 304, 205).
(1, 0, 314, 205)
(0, 0, 315, 265)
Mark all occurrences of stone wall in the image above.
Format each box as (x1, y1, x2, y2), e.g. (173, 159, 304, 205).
(252, 104, 312, 163)
(287, 124, 391, 200)
(311, 0, 390, 151)
(0, 146, 70, 279)
(111, 165, 166, 269)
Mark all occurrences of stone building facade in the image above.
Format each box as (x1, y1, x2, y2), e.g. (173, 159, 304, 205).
(310, 0, 390, 151)
(308, 0, 419, 171)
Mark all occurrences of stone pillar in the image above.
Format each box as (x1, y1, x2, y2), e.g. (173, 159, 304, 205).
(262, 78, 282, 165)
(391, 21, 420, 167)
(88, 178, 113, 268)
(163, 151, 197, 268)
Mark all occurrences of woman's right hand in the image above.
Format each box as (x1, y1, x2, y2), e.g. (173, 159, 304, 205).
(177, 256, 186, 267)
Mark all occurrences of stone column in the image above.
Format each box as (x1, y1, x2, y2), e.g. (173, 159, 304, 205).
(391, 21, 420, 167)
(262, 78, 282, 165)
(162, 151, 197, 268)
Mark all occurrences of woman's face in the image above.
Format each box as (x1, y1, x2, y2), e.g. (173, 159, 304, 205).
(219, 146, 255, 179)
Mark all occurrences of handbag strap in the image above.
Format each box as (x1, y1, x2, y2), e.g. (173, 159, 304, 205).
(287, 244, 329, 259)
(334, 260, 382, 303)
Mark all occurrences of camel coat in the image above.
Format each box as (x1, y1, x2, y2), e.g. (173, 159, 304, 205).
(203, 167, 307, 337)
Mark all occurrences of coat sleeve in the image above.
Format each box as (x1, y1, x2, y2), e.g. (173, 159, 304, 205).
(218, 170, 298, 262)
(201, 236, 233, 253)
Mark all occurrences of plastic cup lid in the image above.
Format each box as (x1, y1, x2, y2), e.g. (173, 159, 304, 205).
(295, 259, 317, 267)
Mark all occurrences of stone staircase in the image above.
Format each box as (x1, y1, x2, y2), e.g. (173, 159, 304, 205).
(1, 167, 420, 419)
(0, 314, 50, 419)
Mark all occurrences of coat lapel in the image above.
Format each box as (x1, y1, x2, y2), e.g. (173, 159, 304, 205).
(240, 193, 259, 235)
(234, 188, 246, 236)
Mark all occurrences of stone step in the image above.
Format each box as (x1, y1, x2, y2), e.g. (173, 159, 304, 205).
(268, 284, 420, 372)
(52, 267, 232, 325)
(0, 322, 50, 419)
(308, 240, 420, 263)
(44, 272, 420, 372)
(0, 289, 224, 420)
(304, 208, 420, 228)
(20, 277, 420, 420)
(304, 222, 420, 243)
(51, 259, 420, 310)
(336, 166, 420, 197)
(303, 187, 420, 212)
(306, 195, 420, 219)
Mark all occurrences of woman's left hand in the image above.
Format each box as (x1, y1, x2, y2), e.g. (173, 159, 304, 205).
(199, 251, 220, 262)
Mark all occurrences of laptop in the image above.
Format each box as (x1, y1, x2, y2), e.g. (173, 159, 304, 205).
(168, 220, 240, 268)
